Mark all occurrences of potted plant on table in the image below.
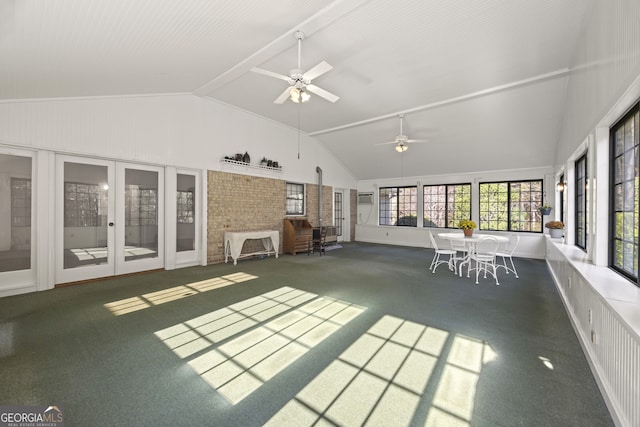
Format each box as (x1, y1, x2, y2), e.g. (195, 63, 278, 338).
(545, 221, 564, 238)
(458, 219, 477, 237)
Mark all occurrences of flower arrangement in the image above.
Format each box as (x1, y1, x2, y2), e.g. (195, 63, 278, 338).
(458, 219, 476, 230)
(545, 221, 564, 229)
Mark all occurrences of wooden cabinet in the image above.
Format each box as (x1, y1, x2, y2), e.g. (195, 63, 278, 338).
(283, 218, 313, 255)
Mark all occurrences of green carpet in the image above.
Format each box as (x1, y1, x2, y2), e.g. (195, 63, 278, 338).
(0, 242, 613, 426)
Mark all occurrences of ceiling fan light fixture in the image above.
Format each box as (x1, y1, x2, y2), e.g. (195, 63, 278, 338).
(290, 87, 310, 103)
(395, 142, 408, 152)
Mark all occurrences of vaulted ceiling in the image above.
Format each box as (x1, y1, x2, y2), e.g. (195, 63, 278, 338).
(0, 0, 590, 179)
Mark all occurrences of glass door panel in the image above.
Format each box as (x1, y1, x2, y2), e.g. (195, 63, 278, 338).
(63, 163, 110, 268)
(0, 153, 33, 273)
(176, 173, 196, 252)
(124, 169, 159, 261)
(56, 156, 115, 284)
(116, 163, 164, 275)
(56, 157, 164, 283)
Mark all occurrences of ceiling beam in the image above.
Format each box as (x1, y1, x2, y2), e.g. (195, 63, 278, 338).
(193, 0, 370, 97)
(308, 68, 571, 136)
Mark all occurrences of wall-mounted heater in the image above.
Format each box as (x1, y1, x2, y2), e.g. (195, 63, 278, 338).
(358, 192, 374, 204)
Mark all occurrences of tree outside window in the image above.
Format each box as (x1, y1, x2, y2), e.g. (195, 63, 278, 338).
(610, 103, 639, 284)
(423, 184, 471, 228)
(479, 180, 543, 232)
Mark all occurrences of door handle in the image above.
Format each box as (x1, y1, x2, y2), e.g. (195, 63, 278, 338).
(108, 222, 114, 226)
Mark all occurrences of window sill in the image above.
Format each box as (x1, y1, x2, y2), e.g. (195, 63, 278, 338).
(547, 236, 640, 336)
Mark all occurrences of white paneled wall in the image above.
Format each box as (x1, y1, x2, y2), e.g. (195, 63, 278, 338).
(547, 240, 640, 427)
(0, 94, 357, 188)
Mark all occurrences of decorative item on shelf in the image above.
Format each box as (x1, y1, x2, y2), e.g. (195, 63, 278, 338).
(234, 153, 243, 161)
(272, 161, 279, 168)
(545, 221, 564, 238)
(242, 152, 250, 163)
(260, 157, 268, 166)
(458, 219, 476, 237)
(267, 160, 273, 167)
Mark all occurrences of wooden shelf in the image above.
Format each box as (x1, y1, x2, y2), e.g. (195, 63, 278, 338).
(220, 158, 283, 173)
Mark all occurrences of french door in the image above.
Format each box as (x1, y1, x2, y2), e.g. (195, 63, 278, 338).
(55, 156, 164, 284)
(334, 190, 344, 242)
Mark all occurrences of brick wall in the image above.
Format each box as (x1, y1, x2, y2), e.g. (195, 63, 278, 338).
(207, 170, 347, 264)
(207, 171, 285, 264)
(305, 183, 334, 228)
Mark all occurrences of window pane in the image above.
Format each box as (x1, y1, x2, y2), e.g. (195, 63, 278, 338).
(123, 168, 159, 262)
(177, 173, 196, 252)
(423, 185, 446, 227)
(63, 162, 109, 269)
(610, 105, 640, 283)
(286, 182, 304, 216)
(380, 186, 416, 226)
(1, 155, 33, 273)
(379, 187, 396, 225)
(397, 187, 417, 226)
(479, 180, 542, 232)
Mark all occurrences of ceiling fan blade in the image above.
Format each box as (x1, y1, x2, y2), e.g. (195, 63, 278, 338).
(406, 139, 429, 143)
(306, 84, 339, 103)
(274, 86, 294, 104)
(303, 61, 333, 81)
(251, 67, 291, 82)
(374, 141, 397, 146)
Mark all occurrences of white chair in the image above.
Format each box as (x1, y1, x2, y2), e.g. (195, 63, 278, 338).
(428, 231, 456, 273)
(449, 238, 469, 274)
(469, 236, 501, 285)
(496, 234, 520, 278)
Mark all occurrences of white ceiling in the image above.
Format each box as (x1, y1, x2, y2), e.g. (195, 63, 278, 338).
(0, 0, 590, 180)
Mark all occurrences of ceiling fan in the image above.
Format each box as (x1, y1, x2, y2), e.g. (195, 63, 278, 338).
(377, 114, 428, 152)
(250, 30, 339, 104)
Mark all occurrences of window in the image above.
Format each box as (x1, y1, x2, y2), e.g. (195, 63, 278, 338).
(286, 182, 305, 215)
(559, 173, 565, 225)
(610, 103, 639, 283)
(423, 183, 471, 228)
(379, 186, 417, 226)
(64, 182, 108, 227)
(575, 154, 587, 250)
(479, 180, 543, 232)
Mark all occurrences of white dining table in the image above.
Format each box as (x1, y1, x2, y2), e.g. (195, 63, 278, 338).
(437, 232, 509, 277)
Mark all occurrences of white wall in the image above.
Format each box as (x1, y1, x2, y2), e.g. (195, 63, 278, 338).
(0, 94, 357, 189)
